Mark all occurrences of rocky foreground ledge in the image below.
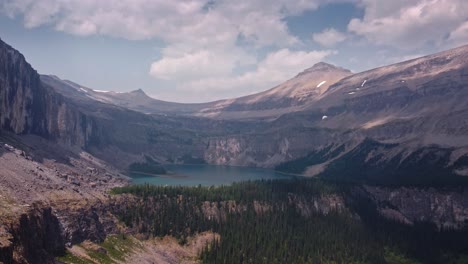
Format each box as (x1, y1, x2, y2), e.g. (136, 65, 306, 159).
(0, 134, 127, 263)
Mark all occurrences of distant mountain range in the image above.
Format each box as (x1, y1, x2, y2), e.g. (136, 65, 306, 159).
(41, 61, 353, 120)
(41, 75, 218, 116)
(1, 37, 468, 184)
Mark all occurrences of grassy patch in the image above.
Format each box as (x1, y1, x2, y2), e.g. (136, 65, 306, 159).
(56, 252, 95, 264)
(384, 248, 421, 264)
(57, 234, 140, 264)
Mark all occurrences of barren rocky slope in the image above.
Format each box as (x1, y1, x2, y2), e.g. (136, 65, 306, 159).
(0, 131, 127, 263)
(194, 62, 352, 119)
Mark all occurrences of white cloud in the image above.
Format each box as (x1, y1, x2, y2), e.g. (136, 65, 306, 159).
(150, 50, 231, 81)
(313, 28, 347, 47)
(149, 48, 255, 81)
(386, 53, 426, 64)
(448, 21, 468, 46)
(173, 48, 335, 101)
(1, 0, 337, 98)
(3, 0, 467, 102)
(0, 0, 321, 45)
(255, 49, 335, 80)
(348, 0, 468, 49)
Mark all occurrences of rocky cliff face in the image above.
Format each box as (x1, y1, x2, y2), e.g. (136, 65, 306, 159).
(0, 38, 202, 163)
(0, 205, 64, 264)
(203, 127, 342, 168)
(0, 200, 120, 264)
(0, 38, 100, 147)
(11, 206, 64, 264)
(361, 186, 468, 229)
(0, 39, 47, 135)
(197, 194, 346, 222)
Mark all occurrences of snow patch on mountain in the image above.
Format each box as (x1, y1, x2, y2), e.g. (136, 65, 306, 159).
(317, 81, 327, 88)
(361, 80, 367, 87)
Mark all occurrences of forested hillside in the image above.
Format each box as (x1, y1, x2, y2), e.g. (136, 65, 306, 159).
(111, 180, 468, 263)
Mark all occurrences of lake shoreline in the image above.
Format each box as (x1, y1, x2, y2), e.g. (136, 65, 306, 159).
(129, 171, 189, 179)
(129, 164, 297, 187)
(160, 163, 306, 177)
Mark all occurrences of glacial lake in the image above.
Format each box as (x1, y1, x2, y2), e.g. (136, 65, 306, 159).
(130, 164, 294, 186)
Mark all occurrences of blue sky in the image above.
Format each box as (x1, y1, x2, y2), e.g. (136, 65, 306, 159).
(1, 0, 467, 102)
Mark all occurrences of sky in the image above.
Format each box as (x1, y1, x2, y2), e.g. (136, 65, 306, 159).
(0, 0, 467, 103)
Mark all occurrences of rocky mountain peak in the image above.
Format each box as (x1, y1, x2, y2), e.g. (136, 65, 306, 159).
(296, 62, 351, 77)
(129, 89, 149, 96)
(126, 89, 153, 101)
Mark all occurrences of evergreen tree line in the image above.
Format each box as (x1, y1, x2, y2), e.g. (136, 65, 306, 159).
(111, 179, 468, 263)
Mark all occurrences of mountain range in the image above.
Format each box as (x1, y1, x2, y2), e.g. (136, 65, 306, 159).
(40, 61, 353, 120)
(2, 38, 468, 183)
(2, 37, 468, 263)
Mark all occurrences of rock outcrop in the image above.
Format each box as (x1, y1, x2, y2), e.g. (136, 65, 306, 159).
(0, 200, 120, 264)
(1, 205, 64, 264)
(0, 38, 100, 147)
(364, 186, 468, 229)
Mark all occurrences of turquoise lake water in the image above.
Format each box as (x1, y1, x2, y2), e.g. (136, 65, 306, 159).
(130, 164, 293, 186)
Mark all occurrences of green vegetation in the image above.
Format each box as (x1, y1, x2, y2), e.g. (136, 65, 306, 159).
(111, 179, 468, 263)
(347, 190, 468, 264)
(111, 178, 338, 202)
(200, 210, 381, 263)
(56, 234, 139, 264)
(56, 253, 95, 264)
(384, 248, 421, 264)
